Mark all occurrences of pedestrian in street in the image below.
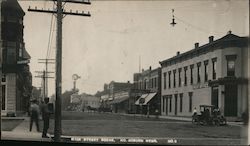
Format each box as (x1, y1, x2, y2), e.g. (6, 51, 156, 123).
(41, 97, 50, 138)
(193, 107, 197, 116)
(29, 99, 40, 132)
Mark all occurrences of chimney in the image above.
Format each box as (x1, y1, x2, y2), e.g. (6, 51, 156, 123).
(149, 66, 152, 70)
(227, 30, 232, 34)
(142, 68, 144, 72)
(209, 36, 214, 43)
(127, 81, 130, 83)
(195, 43, 199, 49)
(176, 51, 180, 56)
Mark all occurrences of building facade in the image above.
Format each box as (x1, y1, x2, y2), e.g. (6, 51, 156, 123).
(133, 67, 161, 115)
(80, 94, 100, 111)
(160, 32, 248, 118)
(1, 0, 32, 116)
(99, 81, 134, 112)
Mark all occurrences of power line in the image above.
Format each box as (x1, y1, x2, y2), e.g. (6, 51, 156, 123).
(28, 0, 91, 141)
(174, 16, 225, 35)
(46, 6, 55, 59)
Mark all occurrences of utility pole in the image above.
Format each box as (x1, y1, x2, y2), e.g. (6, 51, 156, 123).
(35, 70, 54, 102)
(0, 0, 2, 140)
(38, 59, 55, 98)
(28, 0, 91, 142)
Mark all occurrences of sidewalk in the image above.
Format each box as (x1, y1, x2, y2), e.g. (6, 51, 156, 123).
(2, 117, 52, 142)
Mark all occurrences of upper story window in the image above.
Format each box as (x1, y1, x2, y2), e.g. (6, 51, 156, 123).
(212, 58, 217, 80)
(163, 72, 167, 89)
(154, 77, 157, 88)
(204, 60, 209, 82)
(144, 79, 147, 89)
(184, 66, 188, 86)
(190, 64, 194, 84)
(197, 62, 201, 83)
(150, 78, 153, 89)
(178, 68, 182, 87)
(173, 70, 176, 88)
(226, 55, 237, 77)
(168, 71, 171, 88)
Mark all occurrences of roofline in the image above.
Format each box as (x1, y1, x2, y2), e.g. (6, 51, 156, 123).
(159, 34, 248, 66)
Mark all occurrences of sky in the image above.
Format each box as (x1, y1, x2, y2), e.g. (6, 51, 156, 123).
(18, 0, 249, 96)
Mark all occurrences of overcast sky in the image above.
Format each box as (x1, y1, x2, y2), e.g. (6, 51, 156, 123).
(18, 0, 249, 96)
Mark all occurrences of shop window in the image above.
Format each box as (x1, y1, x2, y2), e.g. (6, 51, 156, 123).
(189, 92, 193, 112)
(179, 93, 183, 112)
(169, 95, 172, 113)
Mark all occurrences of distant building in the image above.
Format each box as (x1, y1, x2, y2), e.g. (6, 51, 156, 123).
(81, 94, 100, 111)
(99, 81, 134, 112)
(1, 0, 32, 116)
(70, 93, 81, 103)
(159, 32, 248, 118)
(133, 66, 161, 115)
(69, 93, 100, 111)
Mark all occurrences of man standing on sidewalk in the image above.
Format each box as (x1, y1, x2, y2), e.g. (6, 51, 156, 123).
(29, 100, 40, 132)
(41, 98, 50, 138)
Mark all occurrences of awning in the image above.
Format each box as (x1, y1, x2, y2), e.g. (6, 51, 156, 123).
(109, 96, 129, 104)
(143, 92, 157, 105)
(135, 94, 148, 105)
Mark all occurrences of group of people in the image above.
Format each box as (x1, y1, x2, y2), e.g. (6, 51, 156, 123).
(29, 97, 51, 138)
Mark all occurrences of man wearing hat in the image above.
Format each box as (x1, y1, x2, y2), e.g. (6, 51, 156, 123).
(29, 99, 40, 132)
(41, 97, 50, 138)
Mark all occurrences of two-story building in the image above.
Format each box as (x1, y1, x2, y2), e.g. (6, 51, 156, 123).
(1, 0, 32, 116)
(159, 32, 248, 118)
(99, 81, 134, 113)
(133, 66, 161, 115)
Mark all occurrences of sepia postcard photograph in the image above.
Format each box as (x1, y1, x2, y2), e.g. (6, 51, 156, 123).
(0, 0, 249, 145)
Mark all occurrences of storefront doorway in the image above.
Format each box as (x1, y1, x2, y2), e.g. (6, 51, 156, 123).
(224, 84, 238, 116)
(211, 86, 218, 108)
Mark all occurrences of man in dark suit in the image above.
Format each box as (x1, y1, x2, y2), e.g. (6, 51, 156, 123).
(41, 97, 50, 138)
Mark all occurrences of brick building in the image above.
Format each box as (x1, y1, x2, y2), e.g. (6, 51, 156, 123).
(99, 81, 133, 112)
(133, 66, 161, 115)
(1, 0, 32, 116)
(159, 32, 248, 118)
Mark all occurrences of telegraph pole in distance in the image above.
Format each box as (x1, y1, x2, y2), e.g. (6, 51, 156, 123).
(35, 70, 54, 102)
(38, 59, 55, 98)
(28, 0, 91, 142)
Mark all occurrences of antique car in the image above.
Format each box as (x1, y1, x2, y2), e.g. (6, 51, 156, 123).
(192, 105, 227, 126)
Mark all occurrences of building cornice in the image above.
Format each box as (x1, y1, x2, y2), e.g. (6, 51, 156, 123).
(159, 34, 248, 68)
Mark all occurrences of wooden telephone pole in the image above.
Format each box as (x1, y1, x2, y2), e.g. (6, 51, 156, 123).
(35, 70, 54, 102)
(38, 59, 55, 98)
(28, 0, 91, 142)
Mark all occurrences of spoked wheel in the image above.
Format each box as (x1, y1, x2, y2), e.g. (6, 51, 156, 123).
(213, 119, 220, 126)
(192, 116, 199, 125)
(220, 118, 227, 125)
